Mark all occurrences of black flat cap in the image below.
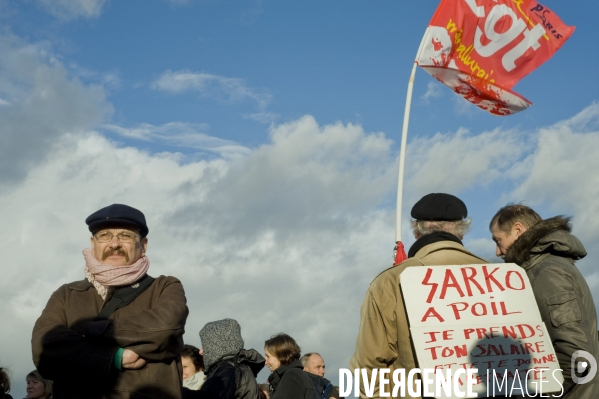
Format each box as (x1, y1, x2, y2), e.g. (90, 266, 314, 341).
(86, 204, 149, 237)
(411, 193, 467, 221)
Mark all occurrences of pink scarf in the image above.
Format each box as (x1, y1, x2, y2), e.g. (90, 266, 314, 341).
(83, 248, 150, 300)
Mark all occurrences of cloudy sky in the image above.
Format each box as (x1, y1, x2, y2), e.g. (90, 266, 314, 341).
(1, 0, 598, 397)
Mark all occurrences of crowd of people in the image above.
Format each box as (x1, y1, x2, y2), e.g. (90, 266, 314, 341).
(1, 196, 596, 398)
(2, 324, 340, 399)
(1, 368, 52, 399)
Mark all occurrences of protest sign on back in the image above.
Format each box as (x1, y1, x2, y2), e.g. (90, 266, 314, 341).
(401, 263, 563, 398)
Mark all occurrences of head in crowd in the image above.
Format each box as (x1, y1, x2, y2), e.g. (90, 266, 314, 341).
(300, 352, 325, 377)
(0, 367, 10, 395)
(411, 193, 471, 240)
(258, 383, 270, 399)
(26, 370, 52, 399)
(489, 204, 542, 258)
(264, 333, 301, 372)
(86, 203, 149, 267)
(199, 318, 244, 372)
(181, 344, 204, 381)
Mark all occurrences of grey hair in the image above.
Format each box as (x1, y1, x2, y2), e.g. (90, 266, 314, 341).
(413, 219, 472, 240)
(300, 352, 321, 368)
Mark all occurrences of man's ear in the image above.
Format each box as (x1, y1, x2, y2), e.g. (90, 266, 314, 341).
(512, 221, 527, 238)
(141, 237, 148, 253)
(90, 236, 95, 249)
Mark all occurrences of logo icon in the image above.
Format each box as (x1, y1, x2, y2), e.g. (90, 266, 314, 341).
(571, 350, 597, 384)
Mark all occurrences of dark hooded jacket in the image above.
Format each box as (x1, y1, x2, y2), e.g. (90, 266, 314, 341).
(184, 319, 264, 399)
(184, 349, 264, 399)
(268, 359, 319, 399)
(505, 216, 599, 398)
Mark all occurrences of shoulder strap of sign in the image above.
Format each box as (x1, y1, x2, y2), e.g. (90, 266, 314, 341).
(95, 274, 155, 320)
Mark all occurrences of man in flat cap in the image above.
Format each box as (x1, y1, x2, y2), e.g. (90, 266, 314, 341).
(349, 193, 487, 398)
(32, 204, 189, 399)
(490, 204, 599, 398)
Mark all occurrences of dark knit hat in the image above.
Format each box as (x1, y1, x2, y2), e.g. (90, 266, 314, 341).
(199, 318, 244, 371)
(411, 193, 467, 221)
(85, 204, 149, 237)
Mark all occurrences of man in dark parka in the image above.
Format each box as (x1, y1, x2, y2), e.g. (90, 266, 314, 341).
(491, 204, 599, 398)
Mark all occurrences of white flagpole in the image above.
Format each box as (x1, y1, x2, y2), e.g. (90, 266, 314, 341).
(395, 34, 428, 245)
(395, 61, 418, 244)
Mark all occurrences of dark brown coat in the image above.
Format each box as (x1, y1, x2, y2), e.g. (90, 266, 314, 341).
(32, 275, 188, 399)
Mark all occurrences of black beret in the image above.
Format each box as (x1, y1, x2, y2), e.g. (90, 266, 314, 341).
(411, 193, 467, 221)
(86, 204, 149, 237)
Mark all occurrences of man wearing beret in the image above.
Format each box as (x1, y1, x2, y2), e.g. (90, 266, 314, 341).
(349, 193, 487, 399)
(32, 204, 189, 399)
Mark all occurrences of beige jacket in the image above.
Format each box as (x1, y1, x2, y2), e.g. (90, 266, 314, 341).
(349, 240, 487, 398)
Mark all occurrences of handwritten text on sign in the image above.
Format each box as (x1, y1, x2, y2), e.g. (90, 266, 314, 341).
(401, 264, 563, 398)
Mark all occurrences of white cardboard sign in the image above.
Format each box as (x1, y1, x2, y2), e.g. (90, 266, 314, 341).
(400, 264, 563, 398)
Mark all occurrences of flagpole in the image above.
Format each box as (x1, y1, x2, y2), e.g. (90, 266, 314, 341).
(394, 36, 427, 265)
(395, 61, 417, 245)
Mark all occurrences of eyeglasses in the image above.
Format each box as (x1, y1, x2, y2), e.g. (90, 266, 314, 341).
(94, 232, 140, 243)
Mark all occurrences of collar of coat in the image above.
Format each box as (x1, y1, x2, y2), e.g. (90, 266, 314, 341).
(504, 216, 586, 266)
(205, 348, 266, 377)
(411, 239, 473, 259)
(268, 359, 303, 388)
(67, 279, 93, 291)
(408, 231, 462, 258)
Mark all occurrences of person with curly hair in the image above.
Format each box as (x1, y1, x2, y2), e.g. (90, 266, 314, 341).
(1, 367, 13, 399)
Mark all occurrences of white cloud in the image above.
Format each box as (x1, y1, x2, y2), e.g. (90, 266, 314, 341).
(101, 122, 251, 158)
(152, 69, 272, 109)
(243, 111, 279, 124)
(405, 126, 532, 202)
(68, 62, 122, 89)
(37, 0, 108, 20)
(421, 81, 443, 101)
(0, 98, 9, 106)
(0, 34, 112, 185)
(508, 102, 599, 273)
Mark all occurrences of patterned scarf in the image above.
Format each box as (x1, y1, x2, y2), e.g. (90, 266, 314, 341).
(83, 248, 150, 300)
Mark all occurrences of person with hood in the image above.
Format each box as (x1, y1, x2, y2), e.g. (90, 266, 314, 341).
(183, 318, 264, 399)
(490, 204, 599, 398)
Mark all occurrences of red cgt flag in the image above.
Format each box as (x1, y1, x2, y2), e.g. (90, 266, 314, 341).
(416, 0, 574, 115)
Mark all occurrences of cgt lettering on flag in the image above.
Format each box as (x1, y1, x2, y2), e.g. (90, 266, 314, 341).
(416, 0, 575, 115)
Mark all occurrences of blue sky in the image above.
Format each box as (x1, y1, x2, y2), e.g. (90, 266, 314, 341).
(1, 0, 599, 397)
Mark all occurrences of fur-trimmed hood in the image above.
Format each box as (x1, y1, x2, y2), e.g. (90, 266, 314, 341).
(504, 216, 586, 266)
